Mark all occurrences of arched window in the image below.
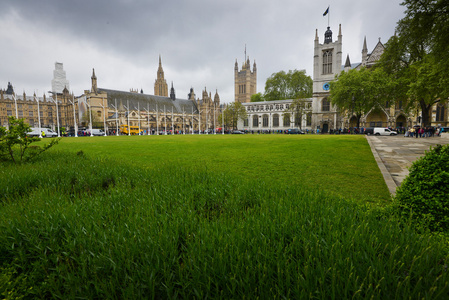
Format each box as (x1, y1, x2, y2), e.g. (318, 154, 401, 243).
(436, 104, 446, 122)
(263, 114, 269, 127)
(306, 112, 312, 126)
(323, 50, 333, 74)
(294, 113, 301, 127)
(322, 98, 330, 111)
(283, 114, 291, 127)
(273, 114, 279, 127)
(244, 118, 249, 126)
(252, 115, 258, 127)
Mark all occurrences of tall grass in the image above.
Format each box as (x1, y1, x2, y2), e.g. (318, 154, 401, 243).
(1, 152, 448, 299)
(51, 135, 392, 203)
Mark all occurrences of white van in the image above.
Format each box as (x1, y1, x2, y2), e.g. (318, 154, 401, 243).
(27, 128, 58, 138)
(373, 127, 397, 136)
(87, 129, 105, 136)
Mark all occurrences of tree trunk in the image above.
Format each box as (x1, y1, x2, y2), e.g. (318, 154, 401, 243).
(356, 113, 362, 129)
(420, 100, 432, 127)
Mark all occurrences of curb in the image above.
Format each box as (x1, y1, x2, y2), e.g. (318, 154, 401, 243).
(365, 135, 398, 196)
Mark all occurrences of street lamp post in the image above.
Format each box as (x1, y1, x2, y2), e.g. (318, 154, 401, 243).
(143, 104, 151, 135)
(35, 93, 42, 138)
(206, 107, 209, 135)
(199, 109, 202, 135)
(156, 104, 159, 135)
(101, 98, 107, 136)
(134, 103, 141, 135)
(68, 95, 78, 137)
(164, 105, 167, 135)
(110, 100, 119, 136)
(87, 96, 93, 137)
(13, 92, 18, 118)
(123, 100, 130, 136)
(48, 91, 60, 137)
(183, 109, 185, 135)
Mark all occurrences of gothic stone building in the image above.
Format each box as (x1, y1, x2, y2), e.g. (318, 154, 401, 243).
(234, 57, 257, 103)
(82, 57, 221, 134)
(312, 25, 448, 131)
(0, 82, 78, 131)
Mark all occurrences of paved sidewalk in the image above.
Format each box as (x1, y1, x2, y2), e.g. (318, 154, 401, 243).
(366, 133, 449, 195)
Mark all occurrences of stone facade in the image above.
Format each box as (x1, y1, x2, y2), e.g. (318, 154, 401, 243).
(82, 61, 221, 134)
(0, 82, 78, 131)
(237, 99, 313, 132)
(234, 56, 257, 103)
(311, 25, 343, 133)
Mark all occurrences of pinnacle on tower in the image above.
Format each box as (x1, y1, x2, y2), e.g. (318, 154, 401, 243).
(324, 26, 333, 44)
(344, 54, 351, 68)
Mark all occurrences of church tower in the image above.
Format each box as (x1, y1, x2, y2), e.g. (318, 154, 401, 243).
(312, 24, 343, 133)
(234, 50, 257, 103)
(154, 55, 168, 97)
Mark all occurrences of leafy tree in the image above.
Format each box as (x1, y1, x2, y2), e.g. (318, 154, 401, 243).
(284, 98, 307, 129)
(81, 109, 102, 128)
(329, 67, 392, 128)
(378, 0, 449, 126)
(220, 102, 247, 130)
(250, 93, 264, 102)
(0, 117, 60, 164)
(264, 70, 312, 101)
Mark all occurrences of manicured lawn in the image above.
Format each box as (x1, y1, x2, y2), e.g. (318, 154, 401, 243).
(54, 134, 391, 203)
(3, 134, 447, 298)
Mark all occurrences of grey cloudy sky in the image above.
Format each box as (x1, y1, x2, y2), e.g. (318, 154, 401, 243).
(1, 0, 405, 103)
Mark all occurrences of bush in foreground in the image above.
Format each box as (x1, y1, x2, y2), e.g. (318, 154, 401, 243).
(394, 144, 449, 232)
(1, 152, 449, 298)
(0, 116, 60, 164)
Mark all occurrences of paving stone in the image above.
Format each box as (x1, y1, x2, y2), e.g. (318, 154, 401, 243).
(366, 134, 449, 195)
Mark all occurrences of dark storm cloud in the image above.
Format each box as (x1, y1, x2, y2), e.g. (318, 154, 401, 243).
(1, 0, 405, 102)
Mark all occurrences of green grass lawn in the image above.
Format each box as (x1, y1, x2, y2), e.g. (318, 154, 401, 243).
(53, 134, 391, 204)
(2, 134, 448, 298)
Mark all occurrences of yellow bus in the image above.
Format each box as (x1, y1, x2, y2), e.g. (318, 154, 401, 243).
(120, 124, 142, 135)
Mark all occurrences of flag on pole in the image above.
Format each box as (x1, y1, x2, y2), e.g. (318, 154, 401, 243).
(323, 6, 329, 16)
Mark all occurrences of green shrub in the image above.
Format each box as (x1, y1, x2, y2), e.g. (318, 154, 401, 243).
(394, 144, 449, 231)
(0, 116, 60, 164)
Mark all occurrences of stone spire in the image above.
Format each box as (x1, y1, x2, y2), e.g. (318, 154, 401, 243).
(362, 36, 368, 66)
(91, 68, 97, 93)
(170, 81, 176, 100)
(154, 55, 168, 97)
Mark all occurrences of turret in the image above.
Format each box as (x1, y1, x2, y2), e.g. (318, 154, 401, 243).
(214, 89, 220, 105)
(170, 82, 176, 100)
(362, 36, 368, 66)
(324, 27, 332, 44)
(91, 68, 97, 93)
(344, 54, 351, 72)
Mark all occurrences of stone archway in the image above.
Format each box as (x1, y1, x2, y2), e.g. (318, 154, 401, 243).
(349, 116, 357, 128)
(366, 109, 388, 127)
(396, 115, 407, 128)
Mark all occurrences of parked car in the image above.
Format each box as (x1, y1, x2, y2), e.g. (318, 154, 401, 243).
(232, 130, 245, 134)
(27, 127, 58, 138)
(287, 128, 305, 134)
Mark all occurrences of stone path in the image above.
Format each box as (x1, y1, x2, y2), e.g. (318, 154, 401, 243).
(365, 133, 449, 195)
